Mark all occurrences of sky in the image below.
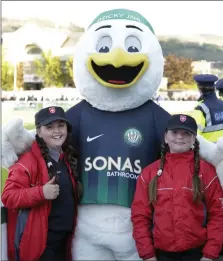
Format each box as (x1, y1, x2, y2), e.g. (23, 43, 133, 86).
(2, 1, 223, 36)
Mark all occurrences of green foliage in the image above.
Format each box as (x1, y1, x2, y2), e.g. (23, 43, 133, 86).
(66, 57, 74, 79)
(24, 123, 35, 130)
(160, 39, 223, 62)
(1, 48, 14, 91)
(1, 168, 8, 193)
(58, 57, 74, 87)
(34, 51, 63, 87)
(17, 62, 24, 89)
(164, 54, 193, 88)
(170, 83, 197, 90)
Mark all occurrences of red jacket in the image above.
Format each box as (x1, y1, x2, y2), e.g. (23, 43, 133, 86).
(2, 141, 78, 261)
(131, 151, 223, 260)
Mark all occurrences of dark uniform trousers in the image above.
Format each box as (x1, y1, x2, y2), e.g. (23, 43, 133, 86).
(156, 247, 203, 261)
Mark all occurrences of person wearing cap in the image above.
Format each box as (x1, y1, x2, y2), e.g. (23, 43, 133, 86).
(191, 74, 223, 143)
(2, 106, 82, 261)
(131, 114, 223, 261)
(216, 78, 223, 100)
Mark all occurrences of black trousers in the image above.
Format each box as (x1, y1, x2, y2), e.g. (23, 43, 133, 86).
(156, 247, 203, 261)
(39, 231, 69, 261)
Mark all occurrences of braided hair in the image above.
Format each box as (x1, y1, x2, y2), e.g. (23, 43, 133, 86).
(148, 142, 168, 203)
(35, 129, 83, 201)
(148, 138, 202, 204)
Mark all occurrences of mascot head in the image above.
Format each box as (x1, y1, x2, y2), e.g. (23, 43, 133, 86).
(74, 9, 164, 112)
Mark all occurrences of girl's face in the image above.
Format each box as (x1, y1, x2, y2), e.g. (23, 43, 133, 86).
(37, 120, 68, 151)
(165, 129, 195, 153)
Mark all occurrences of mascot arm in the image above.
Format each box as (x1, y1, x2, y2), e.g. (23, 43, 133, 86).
(2, 118, 36, 169)
(197, 135, 223, 187)
(2, 165, 45, 209)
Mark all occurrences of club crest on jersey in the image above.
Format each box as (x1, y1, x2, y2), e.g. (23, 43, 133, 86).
(124, 128, 142, 147)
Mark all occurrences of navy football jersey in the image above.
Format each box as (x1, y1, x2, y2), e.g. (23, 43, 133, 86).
(66, 100, 170, 207)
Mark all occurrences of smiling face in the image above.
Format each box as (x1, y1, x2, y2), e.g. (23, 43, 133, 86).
(165, 129, 196, 153)
(37, 120, 68, 151)
(74, 18, 164, 112)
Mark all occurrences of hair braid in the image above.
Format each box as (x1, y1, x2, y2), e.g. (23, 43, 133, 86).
(35, 134, 58, 180)
(36, 132, 83, 201)
(192, 139, 203, 202)
(62, 133, 83, 200)
(149, 142, 168, 203)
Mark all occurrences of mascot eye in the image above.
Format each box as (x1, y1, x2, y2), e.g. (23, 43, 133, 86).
(96, 36, 112, 53)
(125, 36, 141, 53)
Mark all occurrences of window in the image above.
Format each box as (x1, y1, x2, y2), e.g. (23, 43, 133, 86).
(25, 44, 42, 55)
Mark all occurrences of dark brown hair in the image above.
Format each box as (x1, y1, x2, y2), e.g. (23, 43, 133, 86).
(35, 126, 83, 200)
(148, 139, 202, 203)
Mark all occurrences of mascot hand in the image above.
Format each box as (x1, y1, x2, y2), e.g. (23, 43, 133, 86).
(2, 118, 35, 168)
(197, 135, 223, 187)
(215, 137, 223, 187)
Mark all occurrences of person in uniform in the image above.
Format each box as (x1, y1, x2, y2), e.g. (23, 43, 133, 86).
(216, 78, 223, 100)
(191, 74, 223, 143)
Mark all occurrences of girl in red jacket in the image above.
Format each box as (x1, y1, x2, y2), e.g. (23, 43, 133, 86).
(131, 114, 223, 261)
(2, 106, 82, 261)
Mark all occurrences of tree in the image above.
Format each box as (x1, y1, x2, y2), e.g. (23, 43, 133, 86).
(66, 56, 73, 80)
(1, 48, 14, 90)
(34, 50, 63, 87)
(164, 54, 193, 89)
(16, 62, 24, 89)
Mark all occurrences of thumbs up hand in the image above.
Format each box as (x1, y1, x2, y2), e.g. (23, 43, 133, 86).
(43, 177, 60, 200)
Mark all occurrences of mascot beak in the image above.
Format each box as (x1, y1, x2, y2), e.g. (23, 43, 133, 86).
(87, 48, 149, 88)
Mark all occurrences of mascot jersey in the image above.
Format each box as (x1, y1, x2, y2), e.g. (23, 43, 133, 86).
(66, 99, 170, 207)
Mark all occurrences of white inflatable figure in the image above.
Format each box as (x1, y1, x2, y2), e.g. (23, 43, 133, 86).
(1, 8, 223, 261)
(1, 118, 35, 261)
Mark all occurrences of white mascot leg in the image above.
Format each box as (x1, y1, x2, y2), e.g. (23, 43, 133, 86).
(72, 205, 140, 260)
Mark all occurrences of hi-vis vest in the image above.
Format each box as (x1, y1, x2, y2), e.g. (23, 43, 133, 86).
(191, 95, 223, 142)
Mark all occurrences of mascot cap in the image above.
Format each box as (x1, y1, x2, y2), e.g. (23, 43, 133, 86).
(88, 8, 155, 34)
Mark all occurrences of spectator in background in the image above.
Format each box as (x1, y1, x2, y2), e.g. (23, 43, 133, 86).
(216, 78, 223, 100)
(191, 74, 223, 143)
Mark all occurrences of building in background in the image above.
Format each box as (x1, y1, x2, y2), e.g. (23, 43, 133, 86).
(2, 23, 83, 90)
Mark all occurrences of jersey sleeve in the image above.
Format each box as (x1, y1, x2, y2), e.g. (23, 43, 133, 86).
(66, 100, 84, 150)
(152, 103, 171, 158)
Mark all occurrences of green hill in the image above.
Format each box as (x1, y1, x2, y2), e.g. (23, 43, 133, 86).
(2, 17, 223, 62)
(159, 38, 223, 62)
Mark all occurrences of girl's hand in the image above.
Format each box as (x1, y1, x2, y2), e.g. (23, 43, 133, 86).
(200, 258, 213, 261)
(144, 257, 157, 261)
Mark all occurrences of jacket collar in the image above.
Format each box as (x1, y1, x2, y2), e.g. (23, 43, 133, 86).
(165, 150, 194, 162)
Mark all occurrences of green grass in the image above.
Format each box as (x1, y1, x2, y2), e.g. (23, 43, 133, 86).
(1, 168, 8, 193)
(24, 123, 35, 130)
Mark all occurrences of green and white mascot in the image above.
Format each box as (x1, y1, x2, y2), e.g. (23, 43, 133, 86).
(2, 9, 223, 260)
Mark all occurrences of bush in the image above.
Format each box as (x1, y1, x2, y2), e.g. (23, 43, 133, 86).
(169, 82, 198, 90)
